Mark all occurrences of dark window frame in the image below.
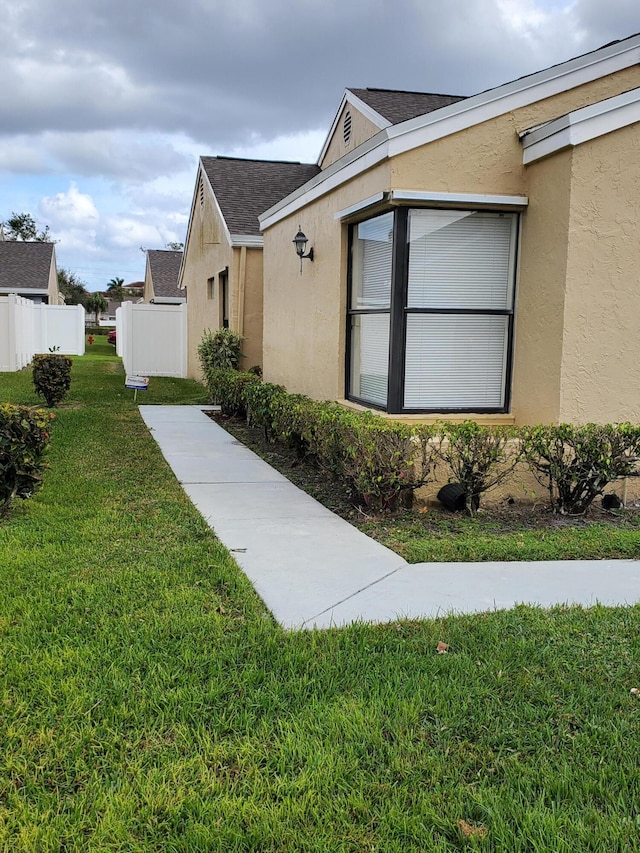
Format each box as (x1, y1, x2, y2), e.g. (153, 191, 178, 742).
(345, 206, 518, 415)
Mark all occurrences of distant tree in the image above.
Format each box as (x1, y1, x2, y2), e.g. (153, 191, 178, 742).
(165, 242, 184, 251)
(2, 212, 52, 242)
(105, 277, 127, 301)
(85, 293, 107, 326)
(57, 268, 89, 306)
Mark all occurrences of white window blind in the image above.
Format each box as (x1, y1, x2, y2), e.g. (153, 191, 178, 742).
(351, 212, 393, 309)
(407, 210, 516, 309)
(350, 314, 389, 406)
(404, 315, 508, 409)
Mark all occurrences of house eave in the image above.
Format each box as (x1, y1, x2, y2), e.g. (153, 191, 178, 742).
(259, 34, 640, 230)
(521, 85, 640, 163)
(230, 234, 264, 248)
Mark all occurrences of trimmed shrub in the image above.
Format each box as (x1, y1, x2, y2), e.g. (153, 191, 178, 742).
(521, 423, 640, 515)
(204, 368, 260, 417)
(197, 328, 244, 373)
(32, 354, 72, 407)
(435, 421, 520, 515)
(0, 404, 52, 517)
(244, 380, 288, 439)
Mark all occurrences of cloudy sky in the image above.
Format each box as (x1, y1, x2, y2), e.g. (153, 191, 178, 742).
(1, 0, 638, 290)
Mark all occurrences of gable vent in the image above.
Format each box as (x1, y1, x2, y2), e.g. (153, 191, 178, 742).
(343, 110, 352, 146)
(199, 176, 205, 207)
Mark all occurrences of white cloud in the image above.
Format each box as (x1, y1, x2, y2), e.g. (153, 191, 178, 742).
(40, 182, 99, 229)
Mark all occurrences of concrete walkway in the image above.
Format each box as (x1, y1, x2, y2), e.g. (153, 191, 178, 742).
(140, 406, 640, 630)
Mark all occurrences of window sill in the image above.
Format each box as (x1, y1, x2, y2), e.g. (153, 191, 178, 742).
(337, 398, 516, 425)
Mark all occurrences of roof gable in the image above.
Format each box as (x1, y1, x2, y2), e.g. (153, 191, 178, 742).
(0, 241, 54, 291)
(147, 249, 183, 299)
(200, 156, 321, 237)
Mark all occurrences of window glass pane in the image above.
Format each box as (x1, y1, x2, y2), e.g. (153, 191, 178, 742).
(349, 313, 389, 406)
(404, 314, 508, 409)
(351, 212, 394, 309)
(407, 210, 515, 309)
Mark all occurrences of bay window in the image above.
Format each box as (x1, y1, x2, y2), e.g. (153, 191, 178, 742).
(347, 207, 518, 413)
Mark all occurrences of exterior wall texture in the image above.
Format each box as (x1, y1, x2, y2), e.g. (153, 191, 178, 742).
(262, 65, 640, 424)
(182, 177, 263, 378)
(182, 183, 232, 378)
(320, 102, 384, 169)
(559, 121, 640, 423)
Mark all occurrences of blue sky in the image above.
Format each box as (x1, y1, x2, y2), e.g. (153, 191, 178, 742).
(0, 0, 637, 291)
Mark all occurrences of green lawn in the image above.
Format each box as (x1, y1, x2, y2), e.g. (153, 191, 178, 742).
(1, 353, 640, 851)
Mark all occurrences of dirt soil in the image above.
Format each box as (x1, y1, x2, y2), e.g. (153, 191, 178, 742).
(208, 413, 640, 537)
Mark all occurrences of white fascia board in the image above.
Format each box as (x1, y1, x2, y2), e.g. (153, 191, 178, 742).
(259, 35, 640, 230)
(0, 288, 48, 295)
(260, 132, 390, 230)
(334, 192, 387, 220)
(390, 190, 529, 207)
(316, 90, 391, 166)
(522, 86, 640, 163)
(177, 161, 204, 290)
(230, 234, 264, 248)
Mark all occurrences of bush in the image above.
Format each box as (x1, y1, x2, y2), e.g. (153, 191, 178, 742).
(0, 404, 52, 516)
(32, 354, 72, 407)
(203, 368, 260, 417)
(435, 421, 520, 515)
(521, 423, 640, 515)
(242, 375, 437, 510)
(197, 328, 244, 373)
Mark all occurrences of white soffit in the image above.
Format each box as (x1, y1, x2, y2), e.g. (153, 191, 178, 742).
(521, 86, 640, 163)
(259, 35, 640, 230)
(230, 234, 264, 248)
(391, 190, 529, 207)
(334, 192, 387, 219)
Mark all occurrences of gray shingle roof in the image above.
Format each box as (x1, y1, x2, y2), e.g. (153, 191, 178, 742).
(200, 156, 321, 236)
(347, 88, 466, 125)
(0, 240, 54, 290)
(147, 250, 183, 299)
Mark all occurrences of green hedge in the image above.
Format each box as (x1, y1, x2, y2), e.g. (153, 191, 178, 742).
(207, 369, 640, 515)
(0, 404, 53, 517)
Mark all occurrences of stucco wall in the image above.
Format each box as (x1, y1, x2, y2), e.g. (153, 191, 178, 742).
(262, 65, 640, 421)
(320, 102, 383, 169)
(511, 148, 573, 424)
(559, 121, 640, 423)
(47, 251, 61, 305)
(182, 183, 233, 379)
(235, 247, 264, 371)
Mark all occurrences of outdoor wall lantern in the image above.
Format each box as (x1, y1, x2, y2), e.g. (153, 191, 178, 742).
(293, 226, 314, 273)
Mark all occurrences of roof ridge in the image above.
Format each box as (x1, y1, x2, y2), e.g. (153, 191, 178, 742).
(201, 155, 313, 166)
(349, 86, 466, 98)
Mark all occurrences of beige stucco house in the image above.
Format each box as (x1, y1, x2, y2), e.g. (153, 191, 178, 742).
(180, 156, 319, 377)
(0, 241, 61, 304)
(143, 250, 185, 304)
(256, 34, 640, 426)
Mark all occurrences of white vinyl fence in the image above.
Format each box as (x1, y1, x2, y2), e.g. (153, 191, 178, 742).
(116, 301, 187, 378)
(0, 295, 85, 372)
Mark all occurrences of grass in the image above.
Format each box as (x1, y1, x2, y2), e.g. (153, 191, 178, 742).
(1, 348, 640, 850)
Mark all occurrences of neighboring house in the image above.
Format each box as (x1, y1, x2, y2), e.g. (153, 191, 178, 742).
(179, 155, 320, 377)
(0, 241, 61, 304)
(143, 250, 185, 303)
(255, 33, 640, 426)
